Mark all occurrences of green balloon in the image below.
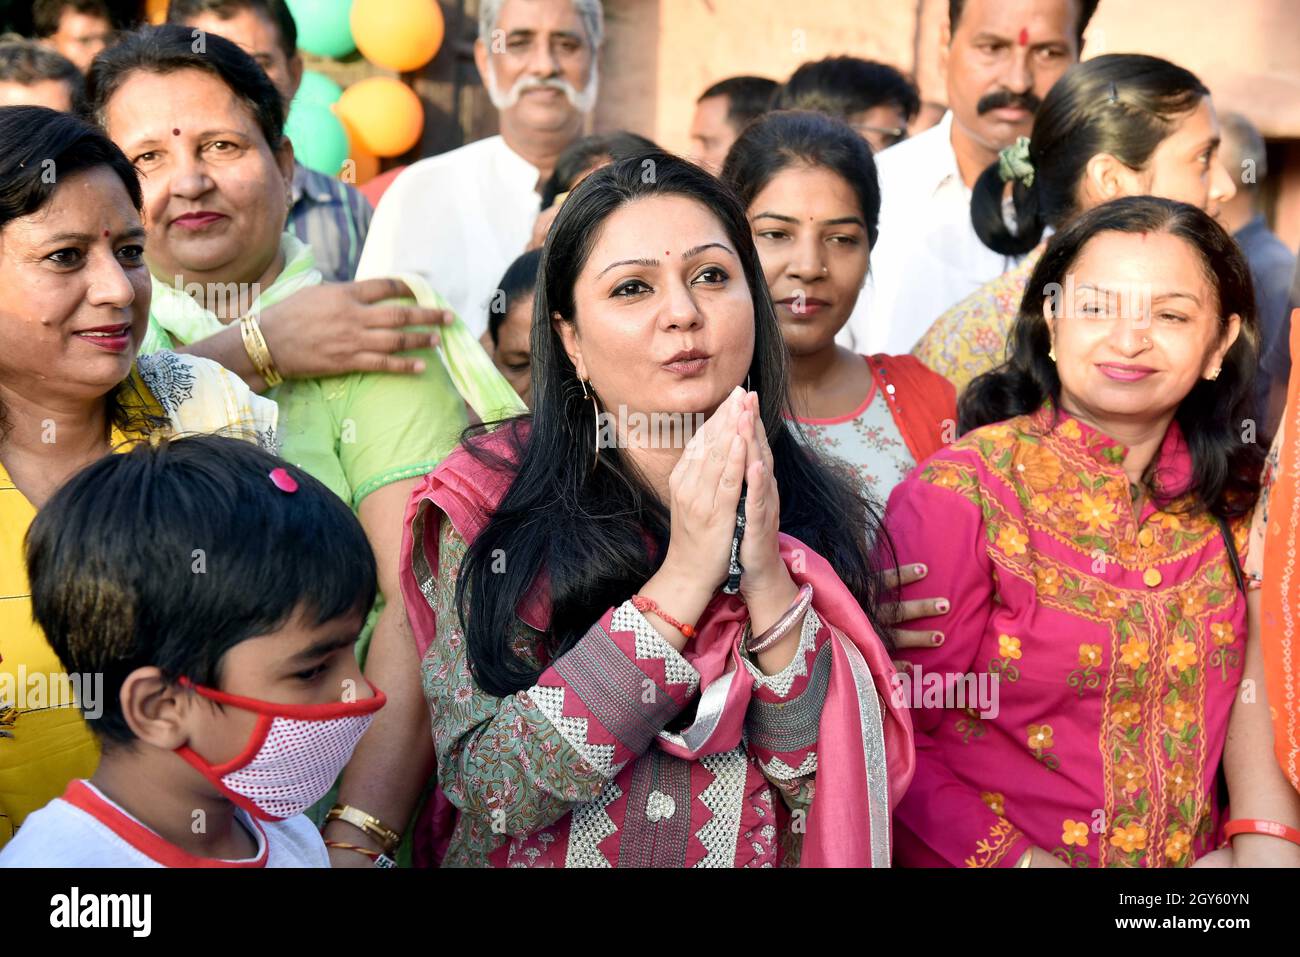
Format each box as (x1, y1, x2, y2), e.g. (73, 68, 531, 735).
(285, 101, 350, 176)
(295, 70, 343, 107)
(287, 0, 356, 59)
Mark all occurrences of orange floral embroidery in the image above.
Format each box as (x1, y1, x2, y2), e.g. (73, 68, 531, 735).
(1028, 724, 1054, 750)
(1075, 491, 1120, 532)
(1058, 420, 1082, 441)
(996, 525, 1029, 557)
(1031, 493, 1053, 514)
(1069, 643, 1104, 695)
(1165, 829, 1192, 862)
(1114, 758, 1147, 794)
(1062, 819, 1090, 847)
(1091, 587, 1125, 620)
(1163, 697, 1194, 732)
(1167, 762, 1195, 801)
(1167, 637, 1199, 672)
(1154, 512, 1184, 531)
(998, 634, 1022, 660)
(1114, 701, 1141, 726)
(981, 792, 1005, 816)
(1035, 565, 1061, 595)
(1110, 824, 1148, 854)
(1012, 443, 1063, 492)
(1210, 622, 1235, 646)
(1178, 591, 1205, 618)
(1119, 636, 1150, 669)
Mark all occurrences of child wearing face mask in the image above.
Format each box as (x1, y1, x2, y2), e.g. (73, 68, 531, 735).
(0, 435, 385, 868)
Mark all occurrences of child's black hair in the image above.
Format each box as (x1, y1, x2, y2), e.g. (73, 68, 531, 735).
(25, 434, 378, 746)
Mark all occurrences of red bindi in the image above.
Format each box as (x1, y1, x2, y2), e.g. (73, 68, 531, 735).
(1018, 27, 1029, 45)
(172, 128, 180, 135)
(102, 230, 110, 237)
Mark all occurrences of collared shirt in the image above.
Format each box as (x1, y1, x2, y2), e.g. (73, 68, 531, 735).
(1235, 214, 1297, 411)
(355, 135, 543, 337)
(0, 780, 327, 867)
(842, 112, 1022, 356)
(289, 161, 373, 283)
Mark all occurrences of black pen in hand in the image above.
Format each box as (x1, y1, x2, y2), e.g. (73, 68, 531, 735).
(723, 484, 747, 595)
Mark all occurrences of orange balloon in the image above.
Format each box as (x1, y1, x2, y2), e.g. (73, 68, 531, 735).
(344, 145, 381, 185)
(335, 78, 424, 158)
(351, 0, 445, 72)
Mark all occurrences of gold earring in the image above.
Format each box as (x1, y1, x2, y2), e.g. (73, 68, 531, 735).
(1208, 367, 1221, 381)
(1048, 345, 1057, 363)
(581, 378, 600, 470)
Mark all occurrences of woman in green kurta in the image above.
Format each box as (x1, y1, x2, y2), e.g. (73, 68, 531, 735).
(87, 27, 477, 662)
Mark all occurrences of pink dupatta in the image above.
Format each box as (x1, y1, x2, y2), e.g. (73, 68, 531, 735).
(400, 423, 915, 867)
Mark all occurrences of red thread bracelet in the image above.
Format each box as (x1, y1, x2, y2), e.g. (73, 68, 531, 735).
(1223, 818, 1300, 847)
(631, 595, 695, 639)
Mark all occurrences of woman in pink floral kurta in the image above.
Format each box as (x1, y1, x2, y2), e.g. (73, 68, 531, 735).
(885, 403, 1249, 866)
(884, 196, 1265, 867)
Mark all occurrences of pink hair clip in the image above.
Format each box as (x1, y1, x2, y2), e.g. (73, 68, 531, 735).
(269, 467, 298, 493)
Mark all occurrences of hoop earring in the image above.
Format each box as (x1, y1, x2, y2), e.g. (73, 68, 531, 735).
(581, 378, 600, 470)
(746, 373, 751, 392)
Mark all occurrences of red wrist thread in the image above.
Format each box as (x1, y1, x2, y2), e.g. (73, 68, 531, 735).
(631, 594, 696, 639)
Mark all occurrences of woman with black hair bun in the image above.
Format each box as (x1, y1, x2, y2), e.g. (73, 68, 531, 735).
(883, 196, 1299, 867)
(913, 54, 1236, 393)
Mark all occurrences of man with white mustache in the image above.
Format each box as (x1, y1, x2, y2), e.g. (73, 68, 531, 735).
(356, 0, 602, 337)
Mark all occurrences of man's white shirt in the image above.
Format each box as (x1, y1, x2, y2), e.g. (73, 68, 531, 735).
(356, 134, 543, 336)
(842, 112, 1021, 356)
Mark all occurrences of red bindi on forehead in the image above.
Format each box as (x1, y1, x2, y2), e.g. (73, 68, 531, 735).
(172, 128, 180, 135)
(103, 230, 110, 237)
(1018, 27, 1029, 45)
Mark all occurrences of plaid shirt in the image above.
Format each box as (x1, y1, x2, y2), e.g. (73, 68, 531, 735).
(289, 162, 373, 283)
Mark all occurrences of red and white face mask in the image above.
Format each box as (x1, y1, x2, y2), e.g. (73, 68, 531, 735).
(175, 677, 386, 821)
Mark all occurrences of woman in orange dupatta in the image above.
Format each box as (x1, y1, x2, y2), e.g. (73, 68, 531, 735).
(1258, 309, 1300, 788)
(1194, 323, 1300, 866)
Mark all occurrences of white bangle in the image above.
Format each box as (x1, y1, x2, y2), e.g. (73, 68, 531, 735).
(745, 583, 813, 654)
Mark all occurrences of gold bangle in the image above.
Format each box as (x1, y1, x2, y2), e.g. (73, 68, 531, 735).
(239, 313, 283, 388)
(1015, 848, 1034, 868)
(326, 804, 401, 855)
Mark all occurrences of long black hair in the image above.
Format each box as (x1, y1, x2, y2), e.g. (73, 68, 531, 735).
(456, 151, 892, 696)
(0, 105, 161, 441)
(960, 196, 1262, 521)
(972, 54, 1208, 256)
(720, 109, 880, 251)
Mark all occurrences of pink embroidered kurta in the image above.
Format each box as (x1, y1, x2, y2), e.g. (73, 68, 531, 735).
(882, 403, 1250, 867)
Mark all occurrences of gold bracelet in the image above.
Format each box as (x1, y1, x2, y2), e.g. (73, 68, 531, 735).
(239, 313, 283, 388)
(325, 804, 401, 856)
(1015, 848, 1034, 868)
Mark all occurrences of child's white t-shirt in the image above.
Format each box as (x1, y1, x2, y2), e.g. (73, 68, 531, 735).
(0, 780, 329, 868)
